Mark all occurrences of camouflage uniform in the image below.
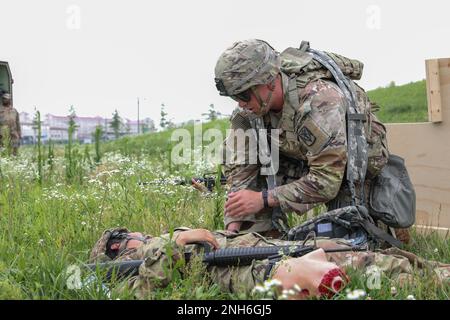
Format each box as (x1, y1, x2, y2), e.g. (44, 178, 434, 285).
(90, 228, 450, 299)
(218, 40, 389, 233)
(0, 99, 21, 156)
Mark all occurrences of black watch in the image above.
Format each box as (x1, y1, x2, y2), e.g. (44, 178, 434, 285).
(262, 189, 270, 209)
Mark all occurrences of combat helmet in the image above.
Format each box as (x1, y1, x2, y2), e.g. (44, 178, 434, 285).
(214, 39, 281, 101)
(89, 227, 130, 263)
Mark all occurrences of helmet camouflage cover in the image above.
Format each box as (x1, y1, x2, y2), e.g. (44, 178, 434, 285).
(89, 227, 129, 263)
(214, 39, 281, 96)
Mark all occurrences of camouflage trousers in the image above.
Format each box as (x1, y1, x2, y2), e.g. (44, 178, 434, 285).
(129, 231, 450, 298)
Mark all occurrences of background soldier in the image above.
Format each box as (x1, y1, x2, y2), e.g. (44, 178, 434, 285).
(0, 93, 21, 156)
(214, 40, 391, 237)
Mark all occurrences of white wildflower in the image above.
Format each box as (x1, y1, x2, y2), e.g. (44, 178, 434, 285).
(251, 285, 266, 295)
(406, 295, 416, 300)
(391, 286, 397, 295)
(263, 279, 282, 289)
(293, 284, 302, 293)
(346, 289, 366, 300)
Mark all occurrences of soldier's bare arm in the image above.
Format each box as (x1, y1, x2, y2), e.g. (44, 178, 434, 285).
(175, 229, 220, 249)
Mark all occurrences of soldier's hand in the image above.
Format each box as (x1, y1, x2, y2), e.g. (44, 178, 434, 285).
(175, 229, 220, 249)
(225, 190, 264, 218)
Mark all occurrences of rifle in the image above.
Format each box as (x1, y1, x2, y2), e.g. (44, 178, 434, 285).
(139, 173, 227, 192)
(86, 244, 365, 281)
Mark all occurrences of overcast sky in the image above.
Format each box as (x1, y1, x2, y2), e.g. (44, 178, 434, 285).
(1, 0, 449, 126)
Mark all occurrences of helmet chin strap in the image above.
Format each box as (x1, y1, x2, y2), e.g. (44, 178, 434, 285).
(251, 80, 275, 116)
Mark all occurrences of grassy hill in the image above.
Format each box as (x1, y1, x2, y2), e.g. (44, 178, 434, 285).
(103, 119, 229, 157)
(367, 80, 428, 123)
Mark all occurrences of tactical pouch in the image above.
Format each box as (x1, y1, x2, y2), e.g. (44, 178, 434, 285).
(369, 154, 416, 228)
(280, 47, 364, 82)
(287, 206, 370, 247)
(287, 205, 404, 249)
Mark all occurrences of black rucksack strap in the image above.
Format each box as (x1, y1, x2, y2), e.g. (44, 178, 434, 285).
(360, 219, 403, 248)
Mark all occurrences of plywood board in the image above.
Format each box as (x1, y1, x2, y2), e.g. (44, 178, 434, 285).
(386, 58, 450, 234)
(426, 59, 443, 122)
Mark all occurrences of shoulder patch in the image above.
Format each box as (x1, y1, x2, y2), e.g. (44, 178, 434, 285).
(298, 127, 316, 146)
(297, 115, 331, 155)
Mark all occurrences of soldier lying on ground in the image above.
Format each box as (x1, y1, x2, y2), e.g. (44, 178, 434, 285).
(89, 227, 450, 299)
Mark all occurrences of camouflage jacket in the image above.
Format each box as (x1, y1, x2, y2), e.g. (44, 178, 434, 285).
(115, 228, 304, 298)
(0, 105, 21, 144)
(224, 71, 389, 214)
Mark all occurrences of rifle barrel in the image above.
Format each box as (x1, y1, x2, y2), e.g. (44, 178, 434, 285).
(86, 260, 143, 281)
(202, 245, 314, 267)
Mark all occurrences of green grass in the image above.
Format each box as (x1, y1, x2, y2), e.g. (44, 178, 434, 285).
(0, 144, 448, 300)
(0, 81, 447, 300)
(103, 119, 230, 157)
(0, 148, 228, 299)
(367, 80, 429, 123)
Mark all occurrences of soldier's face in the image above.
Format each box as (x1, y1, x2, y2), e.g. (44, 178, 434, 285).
(236, 77, 283, 115)
(2, 98, 10, 106)
(110, 232, 145, 251)
(237, 85, 268, 115)
(237, 89, 257, 112)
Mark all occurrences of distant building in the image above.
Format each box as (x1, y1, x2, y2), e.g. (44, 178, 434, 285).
(125, 117, 155, 134)
(19, 112, 36, 144)
(19, 112, 155, 144)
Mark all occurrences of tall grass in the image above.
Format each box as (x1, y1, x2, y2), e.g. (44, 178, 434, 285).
(34, 110, 43, 184)
(0, 82, 448, 299)
(0, 127, 448, 300)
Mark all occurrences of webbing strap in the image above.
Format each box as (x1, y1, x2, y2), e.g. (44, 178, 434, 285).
(348, 114, 366, 122)
(361, 220, 403, 248)
(305, 46, 368, 206)
(250, 117, 288, 234)
(299, 40, 310, 53)
(287, 76, 300, 109)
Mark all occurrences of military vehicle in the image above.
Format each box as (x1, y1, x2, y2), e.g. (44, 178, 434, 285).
(0, 61, 13, 101)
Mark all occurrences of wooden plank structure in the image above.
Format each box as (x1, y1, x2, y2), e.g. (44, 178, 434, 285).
(386, 58, 450, 237)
